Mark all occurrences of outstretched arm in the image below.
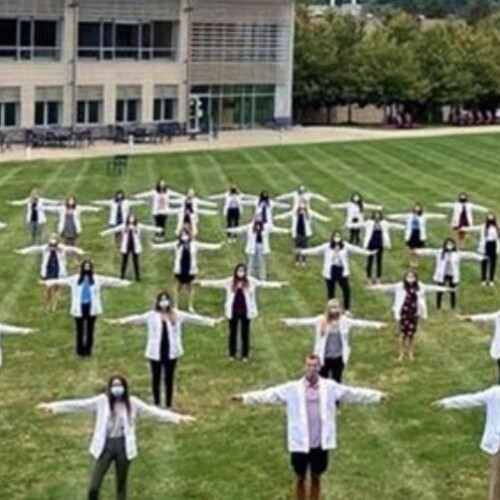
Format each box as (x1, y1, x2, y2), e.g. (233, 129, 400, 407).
(0, 324, 35, 335)
(310, 210, 330, 222)
(459, 251, 486, 262)
(300, 243, 327, 257)
(107, 312, 149, 326)
(133, 397, 195, 424)
(237, 384, 289, 406)
(97, 276, 131, 288)
(253, 278, 288, 289)
(227, 224, 250, 235)
(346, 243, 375, 257)
(138, 224, 163, 234)
(196, 278, 230, 289)
(471, 203, 489, 213)
(79, 205, 102, 214)
(133, 190, 154, 200)
(434, 390, 488, 410)
(336, 383, 387, 404)
(16, 245, 44, 256)
(196, 242, 224, 251)
(41, 277, 73, 287)
(273, 210, 293, 221)
(37, 396, 101, 414)
(178, 311, 220, 328)
(347, 318, 386, 330)
(413, 248, 440, 257)
(151, 241, 178, 251)
(282, 317, 318, 328)
(100, 225, 123, 237)
(367, 283, 398, 293)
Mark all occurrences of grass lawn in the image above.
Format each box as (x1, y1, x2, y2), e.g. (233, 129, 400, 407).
(0, 133, 499, 500)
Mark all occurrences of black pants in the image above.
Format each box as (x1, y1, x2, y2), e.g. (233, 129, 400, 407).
(75, 303, 97, 356)
(120, 252, 140, 281)
(349, 228, 361, 245)
(226, 208, 240, 235)
(325, 268, 351, 310)
(436, 275, 457, 310)
(154, 214, 167, 238)
(291, 448, 329, 479)
(367, 247, 384, 280)
(320, 357, 344, 382)
(482, 241, 497, 283)
(295, 235, 308, 263)
(229, 316, 251, 358)
(88, 437, 129, 500)
(150, 358, 177, 408)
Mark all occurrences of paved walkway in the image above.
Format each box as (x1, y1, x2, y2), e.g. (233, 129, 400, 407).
(1, 124, 499, 164)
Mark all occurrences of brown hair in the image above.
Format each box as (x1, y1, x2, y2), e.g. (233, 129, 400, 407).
(107, 373, 131, 419)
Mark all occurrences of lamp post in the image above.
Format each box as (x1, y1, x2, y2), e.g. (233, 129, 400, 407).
(184, 0, 198, 134)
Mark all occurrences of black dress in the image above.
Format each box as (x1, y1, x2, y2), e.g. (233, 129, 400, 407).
(176, 244, 194, 284)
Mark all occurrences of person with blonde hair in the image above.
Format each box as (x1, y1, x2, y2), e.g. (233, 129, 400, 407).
(282, 299, 385, 382)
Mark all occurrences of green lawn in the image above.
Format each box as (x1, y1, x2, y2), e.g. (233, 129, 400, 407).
(0, 133, 499, 500)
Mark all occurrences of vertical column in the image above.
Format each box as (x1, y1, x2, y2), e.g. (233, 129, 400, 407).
(20, 85, 35, 128)
(62, 0, 78, 127)
(142, 83, 154, 123)
(177, 0, 192, 127)
(103, 84, 116, 126)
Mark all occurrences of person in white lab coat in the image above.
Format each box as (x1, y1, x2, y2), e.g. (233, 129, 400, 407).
(433, 385, 500, 500)
(282, 299, 385, 383)
(93, 190, 145, 248)
(208, 184, 257, 242)
(45, 197, 101, 246)
(367, 271, 449, 361)
(133, 180, 183, 241)
(228, 215, 289, 280)
(274, 202, 330, 266)
(331, 193, 382, 245)
(414, 237, 484, 310)
(8, 188, 59, 244)
(37, 374, 195, 500)
(462, 213, 500, 286)
(300, 231, 374, 311)
(152, 228, 223, 312)
(362, 210, 405, 283)
(458, 310, 500, 382)
(387, 203, 446, 266)
(275, 185, 329, 211)
(436, 192, 488, 248)
(252, 190, 290, 226)
(231, 354, 388, 500)
(195, 263, 287, 361)
(0, 323, 36, 368)
(17, 234, 85, 311)
(40, 260, 131, 357)
(100, 214, 162, 281)
(107, 293, 222, 407)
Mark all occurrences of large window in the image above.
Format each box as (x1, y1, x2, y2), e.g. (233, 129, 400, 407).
(0, 18, 60, 60)
(77, 100, 102, 125)
(78, 21, 177, 60)
(35, 101, 61, 126)
(190, 85, 275, 130)
(0, 102, 19, 128)
(116, 99, 140, 123)
(153, 98, 176, 122)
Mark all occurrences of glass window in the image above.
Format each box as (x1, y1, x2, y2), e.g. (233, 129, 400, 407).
(78, 22, 100, 58)
(116, 24, 138, 58)
(153, 98, 176, 121)
(77, 100, 101, 124)
(153, 99, 162, 121)
(0, 19, 17, 46)
(254, 95, 274, 127)
(126, 100, 137, 122)
(88, 101, 100, 123)
(0, 102, 19, 127)
(34, 21, 57, 47)
(20, 20, 32, 46)
(77, 101, 86, 124)
(116, 100, 125, 123)
(116, 99, 140, 123)
(35, 102, 45, 126)
(47, 102, 59, 125)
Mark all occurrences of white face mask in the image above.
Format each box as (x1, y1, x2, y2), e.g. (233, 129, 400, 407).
(159, 299, 170, 310)
(110, 385, 125, 398)
(446, 244, 454, 251)
(333, 237, 341, 244)
(49, 239, 58, 247)
(236, 270, 246, 278)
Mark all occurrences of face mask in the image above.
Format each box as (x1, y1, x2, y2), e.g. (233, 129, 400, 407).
(333, 237, 341, 244)
(446, 244, 454, 251)
(181, 236, 189, 243)
(236, 270, 246, 279)
(159, 299, 170, 310)
(110, 385, 125, 398)
(406, 278, 416, 285)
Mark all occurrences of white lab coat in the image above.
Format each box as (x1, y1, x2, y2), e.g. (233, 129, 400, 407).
(101, 223, 160, 254)
(302, 242, 372, 278)
(242, 377, 384, 452)
(388, 212, 446, 242)
(152, 240, 222, 275)
(198, 276, 284, 319)
(46, 205, 101, 235)
(134, 189, 183, 216)
(44, 274, 130, 317)
(463, 224, 500, 255)
(114, 309, 217, 360)
(10, 197, 58, 225)
(17, 244, 85, 278)
(437, 385, 500, 455)
(228, 223, 289, 255)
(283, 315, 384, 365)
(45, 393, 185, 459)
(274, 209, 329, 239)
(0, 323, 32, 367)
(362, 220, 404, 249)
(93, 199, 145, 226)
(369, 282, 448, 320)
(437, 201, 488, 228)
(208, 192, 257, 216)
(331, 201, 382, 229)
(415, 249, 483, 283)
(250, 199, 290, 225)
(275, 190, 328, 210)
(469, 311, 500, 360)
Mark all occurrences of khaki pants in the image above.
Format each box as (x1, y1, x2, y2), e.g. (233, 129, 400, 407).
(490, 451, 500, 500)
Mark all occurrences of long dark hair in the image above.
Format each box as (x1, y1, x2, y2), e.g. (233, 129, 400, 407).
(232, 263, 249, 291)
(330, 231, 344, 249)
(154, 291, 176, 323)
(125, 214, 138, 228)
(107, 374, 131, 418)
(350, 192, 363, 212)
(371, 210, 384, 221)
(155, 180, 168, 194)
(441, 237, 457, 258)
(178, 227, 192, 246)
(252, 218, 264, 233)
(258, 191, 270, 205)
(115, 190, 125, 202)
(77, 260, 94, 285)
(403, 270, 419, 291)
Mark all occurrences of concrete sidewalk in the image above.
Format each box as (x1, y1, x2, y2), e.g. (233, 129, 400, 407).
(1, 125, 499, 164)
